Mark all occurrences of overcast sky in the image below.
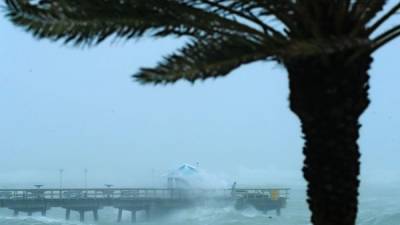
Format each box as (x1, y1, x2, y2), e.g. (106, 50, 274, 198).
(1, 6, 400, 189)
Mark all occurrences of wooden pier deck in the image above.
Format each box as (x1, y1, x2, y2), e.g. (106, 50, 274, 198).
(0, 188, 289, 223)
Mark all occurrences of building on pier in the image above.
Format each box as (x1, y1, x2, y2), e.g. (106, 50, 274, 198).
(167, 164, 201, 189)
(166, 163, 229, 189)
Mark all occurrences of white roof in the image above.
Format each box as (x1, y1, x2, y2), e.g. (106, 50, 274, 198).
(168, 164, 199, 178)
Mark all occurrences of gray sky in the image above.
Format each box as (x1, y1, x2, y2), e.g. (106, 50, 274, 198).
(1, 7, 400, 189)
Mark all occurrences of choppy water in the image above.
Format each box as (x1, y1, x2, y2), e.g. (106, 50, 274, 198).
(0, 188, 399, 225)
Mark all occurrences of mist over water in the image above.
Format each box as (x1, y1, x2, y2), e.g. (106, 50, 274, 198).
(1, 187, 399, 225)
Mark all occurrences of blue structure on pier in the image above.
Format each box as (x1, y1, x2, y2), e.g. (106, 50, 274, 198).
(167, 164, 201, 189)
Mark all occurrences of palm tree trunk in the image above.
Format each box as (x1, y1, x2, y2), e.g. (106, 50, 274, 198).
(285, 54, 373, 225)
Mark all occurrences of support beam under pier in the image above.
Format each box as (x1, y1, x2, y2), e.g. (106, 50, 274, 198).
(117, 208, 138, 223)
(66, 209, 71, 220)
(145, 208, 150, 221)
(93, 209, 99, 221)
(276, 208, 281, 216)
(79, 210, 85, 222)
(10, 208, 47, 217)
(64, 207, 101, 222)
(117, 208, 122, 223)
(131, 210, 136, 223)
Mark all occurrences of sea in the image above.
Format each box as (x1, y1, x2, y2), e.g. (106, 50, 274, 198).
(0, 187, 399, 225)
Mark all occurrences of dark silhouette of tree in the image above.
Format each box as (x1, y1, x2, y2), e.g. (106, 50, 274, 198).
(4, 1, 400, 225)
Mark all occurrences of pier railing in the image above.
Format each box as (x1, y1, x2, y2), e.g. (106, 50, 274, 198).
(0, 188, 289, 200)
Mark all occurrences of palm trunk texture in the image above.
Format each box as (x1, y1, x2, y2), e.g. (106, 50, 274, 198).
(285, 54, 373, 225)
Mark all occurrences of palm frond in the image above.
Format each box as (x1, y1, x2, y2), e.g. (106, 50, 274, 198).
(258, 0, 297, 33)
(371, 24, 400, 51)
(134, 37, 273, 84)
(4, 0, 399, 83)
(349, 0, 387, 35)
(367, 2, 400, 34)
(4, 0, 265, 45)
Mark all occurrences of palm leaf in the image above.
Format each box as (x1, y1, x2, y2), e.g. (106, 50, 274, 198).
(371, 24, 400, 51)
(134, 37, 273, 84)
(349, 0, 387, 35)
(5, 0, 265, 45)
(367, 2, 400, 34)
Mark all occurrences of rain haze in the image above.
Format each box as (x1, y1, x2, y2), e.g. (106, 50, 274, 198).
(1, 2, 400, 225)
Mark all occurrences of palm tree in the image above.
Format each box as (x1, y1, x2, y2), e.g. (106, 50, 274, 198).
(4, 1, 400, 224)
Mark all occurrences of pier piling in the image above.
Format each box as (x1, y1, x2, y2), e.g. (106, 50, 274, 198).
(131, 210, 136, 223)
(79, 210, 85, 222)
(276, 208, 281, 216)
(93, 209, 99, 221)
(117, 208, 122, 222)
(65, 209, 71, 220)
(145, 208, 150, 221)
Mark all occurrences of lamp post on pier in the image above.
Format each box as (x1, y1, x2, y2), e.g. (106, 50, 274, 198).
(84, 168, 88, 198)
(59, 169, 64, 199)
(59, 169, 64, 189)
(84, 168, 88, 189)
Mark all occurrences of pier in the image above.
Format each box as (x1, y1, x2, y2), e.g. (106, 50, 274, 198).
(0, 188, 289, 223)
